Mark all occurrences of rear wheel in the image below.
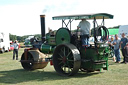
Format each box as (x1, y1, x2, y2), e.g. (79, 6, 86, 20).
(1, 48, 5, 53)
(53, 43, 81, 76)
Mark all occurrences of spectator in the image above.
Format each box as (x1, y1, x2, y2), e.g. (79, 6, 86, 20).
(108, 37, 115, 61)
(77, 19, 90, 46)
(13, 40, 19, 60)
(120, 33, 128, 63)
(113, 34, 121, 63)
(124, 42, 128, 64)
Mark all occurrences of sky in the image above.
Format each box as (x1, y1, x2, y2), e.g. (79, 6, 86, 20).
(0, 0, 128, 36)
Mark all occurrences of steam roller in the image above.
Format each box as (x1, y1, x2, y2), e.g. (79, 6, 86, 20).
(20, 13, 114, 76)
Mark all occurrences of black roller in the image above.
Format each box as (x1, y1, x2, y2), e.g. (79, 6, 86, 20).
(20, 49, 48, 70)
(53, 43, 81, 76)
(21, 52, 34, 70)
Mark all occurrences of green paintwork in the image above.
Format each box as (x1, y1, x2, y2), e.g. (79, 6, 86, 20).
(41, 44, 54, 54)
(46, 33, 56, 46)
(80, 45, 109, 71)
(55, 28, 71, 45)
(52, 13, 113, 20)
(41, 32, 56, 54)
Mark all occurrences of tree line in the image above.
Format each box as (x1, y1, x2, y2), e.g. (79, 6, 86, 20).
(9, 33, 41, 42)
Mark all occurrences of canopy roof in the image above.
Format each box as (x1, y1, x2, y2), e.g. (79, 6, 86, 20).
(52, 13, 114, 20)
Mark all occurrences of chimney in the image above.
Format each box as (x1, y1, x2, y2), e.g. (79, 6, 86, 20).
(40, 15, 45, 42)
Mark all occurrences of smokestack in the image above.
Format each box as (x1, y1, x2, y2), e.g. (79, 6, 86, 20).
(40, 15, 45, 42)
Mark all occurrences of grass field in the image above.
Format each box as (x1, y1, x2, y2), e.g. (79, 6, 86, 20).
(0, 48, 128, 85)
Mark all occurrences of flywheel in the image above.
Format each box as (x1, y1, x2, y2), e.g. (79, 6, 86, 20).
(55, 28, 71, 45)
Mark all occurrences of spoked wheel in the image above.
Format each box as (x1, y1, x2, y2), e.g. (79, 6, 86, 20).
(21, 52, 34, 70)
(53, 43, 81, 76)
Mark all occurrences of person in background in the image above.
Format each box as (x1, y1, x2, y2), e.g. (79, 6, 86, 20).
(113, 34, 121, 63)
(124, 42, 128, 64)
(120, 33, 128, 64)
(77, 19, 90, 47)
(13, 40, 19, 60)
(108, 37, 116, 62)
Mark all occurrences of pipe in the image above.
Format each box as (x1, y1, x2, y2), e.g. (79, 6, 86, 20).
(40, 15, 45, 42)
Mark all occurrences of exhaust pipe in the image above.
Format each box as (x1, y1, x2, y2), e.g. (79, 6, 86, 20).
(40, 15, 45, 42)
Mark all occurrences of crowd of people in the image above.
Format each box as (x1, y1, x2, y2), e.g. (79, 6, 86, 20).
(77, 19, 128, 64)
(108, 33, 128, 64)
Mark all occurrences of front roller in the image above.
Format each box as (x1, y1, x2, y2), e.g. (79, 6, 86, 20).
(20, 48, 48, 70)
(53, 43, 81, 76)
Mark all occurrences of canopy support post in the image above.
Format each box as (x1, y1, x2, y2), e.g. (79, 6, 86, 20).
(61, 19, 73, 30)
(93, 17, 97, 48)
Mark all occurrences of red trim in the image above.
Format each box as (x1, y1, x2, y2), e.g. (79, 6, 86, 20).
(50, 60, 53, 65)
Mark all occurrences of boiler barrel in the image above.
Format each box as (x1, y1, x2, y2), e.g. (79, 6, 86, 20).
(41, 44, 54, 54)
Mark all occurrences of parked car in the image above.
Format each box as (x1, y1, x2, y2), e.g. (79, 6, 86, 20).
(9, 44, 14, 51)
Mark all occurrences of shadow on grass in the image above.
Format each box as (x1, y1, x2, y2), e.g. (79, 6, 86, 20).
(108, 58, 122, 65)
(75, 71, 101, 78)
(0, 69, 100, 84)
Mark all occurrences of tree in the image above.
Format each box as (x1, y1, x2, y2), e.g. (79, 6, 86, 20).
(9, 34, 42, 42)
(9, 33, 17, 41)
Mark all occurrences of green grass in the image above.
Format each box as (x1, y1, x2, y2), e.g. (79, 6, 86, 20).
(19, 42, 24, 46)
(0, 48, 128, 85)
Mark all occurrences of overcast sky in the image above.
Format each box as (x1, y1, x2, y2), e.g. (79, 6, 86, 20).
(0, 0, 128, 36)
